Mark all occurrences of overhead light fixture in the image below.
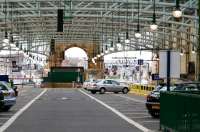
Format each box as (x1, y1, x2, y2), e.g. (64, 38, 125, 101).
(135, 0, 142, 39)
(10, 43, 16, 48)
(192, 45, 195, 54)
(100, 47, 104, 56)
(125, 32, 130, 43)
(116, 37, 121, 47)
(100, 52, 104, 56)
(117, 43, 121, 48)
(150, 24, 158, 31)
(4, 0, 9, 44)
(180, 48, 184, 56)
(3, 37, 9, 44)
(110, 47, 114, 51)
(92, 58, 96, 64)
(125, 1, 130, 44)
(173, 0, 182, 18)
(94, 56, 97, 60)
(105, 45, 109, 53)
(150, 0, 158, 31)
(135, 31, 142, 38)
(3, 31, 9, 44)
(110, 41, 114, 51)
(97, 54, 101, 58)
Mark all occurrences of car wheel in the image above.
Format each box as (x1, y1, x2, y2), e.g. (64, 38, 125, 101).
(91, 91, 96, 94)
(150, 111, 160, 118)
(99, 88, 106, 94)
(114, 92, 119, 94)
(122, 88, 129, 94)
(2, 106, 11, 112)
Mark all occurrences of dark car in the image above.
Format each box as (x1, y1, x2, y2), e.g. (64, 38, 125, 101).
(0, 91, 4, 109)
(0, 81, 17, 111)
(145, 82, 200, 118)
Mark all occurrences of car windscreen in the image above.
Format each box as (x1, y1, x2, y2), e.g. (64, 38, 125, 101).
(174, 83, 200, 91)
(94, 80, 101, 83)
(159, 86, 176, 91)
(153, 85, 163, 91)
(0, 84, 8, 90)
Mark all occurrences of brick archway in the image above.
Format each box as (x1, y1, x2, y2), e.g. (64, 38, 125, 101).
(49, 42, 103, 70)
(63, 47, 88, 69)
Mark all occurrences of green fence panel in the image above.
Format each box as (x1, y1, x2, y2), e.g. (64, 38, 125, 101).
(160, 92, 200, 132)
(43, 71, 83, 83)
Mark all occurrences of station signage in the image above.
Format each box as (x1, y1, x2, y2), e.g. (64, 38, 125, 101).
(152, 74, 161, 80)
(159, 51, 180, 78)
(138, 59, 144, 65)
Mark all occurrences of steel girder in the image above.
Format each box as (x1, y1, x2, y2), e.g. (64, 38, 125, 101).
(0, 0, 197, 54)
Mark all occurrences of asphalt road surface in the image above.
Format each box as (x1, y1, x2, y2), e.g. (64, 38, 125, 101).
(4, 89, 148, 132)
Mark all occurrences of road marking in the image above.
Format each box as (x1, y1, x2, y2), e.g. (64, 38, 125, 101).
(130, 116, 153, 119)
(0, 118, 10, 120)
(142, 120, 160, 123)
(125, 112, 148, 115)
(79, 89, 152, 132)
(115, 94, 146, 103)
(0, 89, 47, 132)
(0, 114, 13, 116)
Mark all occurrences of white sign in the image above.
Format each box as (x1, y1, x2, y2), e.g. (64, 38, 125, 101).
(159, 51, 180, 78)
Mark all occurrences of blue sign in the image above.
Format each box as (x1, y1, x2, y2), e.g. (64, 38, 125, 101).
(152, 74, 160, 80)
(138, 59, 143, 65)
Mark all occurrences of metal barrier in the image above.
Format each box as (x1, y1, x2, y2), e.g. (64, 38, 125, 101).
(160, 91, 200, 132)
(129, 84, 155, 96)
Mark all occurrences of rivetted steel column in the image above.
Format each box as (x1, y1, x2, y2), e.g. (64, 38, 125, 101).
(197, 1, 200, 80)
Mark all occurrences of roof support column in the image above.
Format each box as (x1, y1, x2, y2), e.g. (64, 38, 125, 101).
(196, 0, 200, 80)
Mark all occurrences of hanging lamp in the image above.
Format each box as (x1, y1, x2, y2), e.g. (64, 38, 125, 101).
(135, 0, 141, 38)
(125, 1, 130, 43)
(173, 0, 182, 18)
(150, 0, 158, 31)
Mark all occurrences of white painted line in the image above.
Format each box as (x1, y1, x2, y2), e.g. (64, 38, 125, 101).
(0, 89, 47, 132)
(115, 94, 145, 103)
(0, 118, 10, 120)
(79, 89, 152, 132)
(142, 120, 160, 123)
(130, 116, 153, 119)
(125, 113, 148, 115)
(0, 114, 13, 116)
(120, 110, 147, 112)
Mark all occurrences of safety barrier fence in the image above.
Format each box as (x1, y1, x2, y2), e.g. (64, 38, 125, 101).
(129, 83, 155, 96)
(160, 91, 200, 132)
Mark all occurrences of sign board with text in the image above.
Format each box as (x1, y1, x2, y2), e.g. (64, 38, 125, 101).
(159, 51, 180, 78)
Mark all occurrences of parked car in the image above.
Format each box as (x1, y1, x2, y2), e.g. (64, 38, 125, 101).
(10, 80, 18, 97)
(0, 81, 16, 111)
(146, 82, 200, 118)
(83, 80, 91, 89)
(87, 79, 129, 94)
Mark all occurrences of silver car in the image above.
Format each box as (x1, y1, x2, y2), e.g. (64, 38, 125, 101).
(87, 79, 129, 94)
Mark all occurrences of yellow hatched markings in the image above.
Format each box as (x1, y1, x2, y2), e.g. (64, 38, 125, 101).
(129, 84, 155, 96)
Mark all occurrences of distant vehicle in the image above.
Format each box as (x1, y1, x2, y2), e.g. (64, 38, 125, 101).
(0, 81, 16, 111)
(87, 79, 129, 94)
(82, 80, 91, 89)
(146, 82, 200, 118)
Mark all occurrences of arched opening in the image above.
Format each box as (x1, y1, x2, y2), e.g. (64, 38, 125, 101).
(62, 47, 88, 69)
